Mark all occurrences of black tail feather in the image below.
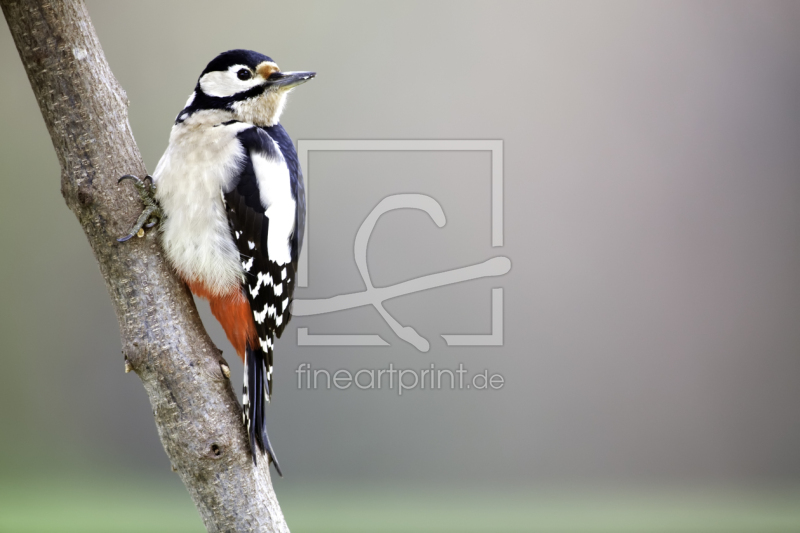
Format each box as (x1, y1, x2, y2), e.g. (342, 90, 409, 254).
(244, 342, 283, 476)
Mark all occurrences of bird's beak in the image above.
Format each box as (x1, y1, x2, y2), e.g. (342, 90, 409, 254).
(267, 71, 316, 90)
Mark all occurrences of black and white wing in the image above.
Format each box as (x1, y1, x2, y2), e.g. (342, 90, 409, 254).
(223, 123, 305, 472)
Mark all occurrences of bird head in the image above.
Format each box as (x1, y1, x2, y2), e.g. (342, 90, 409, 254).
(180, 49, 315, 126)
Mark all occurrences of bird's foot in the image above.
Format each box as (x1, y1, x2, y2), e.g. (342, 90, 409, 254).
(117, 174, 162, 242)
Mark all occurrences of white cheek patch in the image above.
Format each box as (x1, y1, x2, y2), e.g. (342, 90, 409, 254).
(199, 65, 263, 97)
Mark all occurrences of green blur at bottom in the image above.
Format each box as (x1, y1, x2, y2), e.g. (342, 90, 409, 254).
(2, 474, 800, 533)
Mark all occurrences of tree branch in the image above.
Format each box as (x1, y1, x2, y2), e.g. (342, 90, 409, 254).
(1, 1, 289, 531)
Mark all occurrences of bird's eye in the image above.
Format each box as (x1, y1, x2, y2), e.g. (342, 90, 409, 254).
(237, 69, 252, 81)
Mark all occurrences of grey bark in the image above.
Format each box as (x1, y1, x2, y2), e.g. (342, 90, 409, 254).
(0, 1, 289, 531)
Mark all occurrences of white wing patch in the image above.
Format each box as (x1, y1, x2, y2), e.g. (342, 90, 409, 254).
(251, 150, 295, 265)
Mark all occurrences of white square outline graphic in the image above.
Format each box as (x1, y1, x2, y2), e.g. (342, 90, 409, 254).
(295, 140, 505, 349)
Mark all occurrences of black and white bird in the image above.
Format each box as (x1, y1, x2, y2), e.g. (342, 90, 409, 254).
(119, 49, 314, 475)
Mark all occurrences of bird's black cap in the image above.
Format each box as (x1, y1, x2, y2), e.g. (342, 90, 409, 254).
(201, 49, 276, 76)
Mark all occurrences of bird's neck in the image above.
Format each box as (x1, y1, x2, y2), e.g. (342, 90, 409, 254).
(232, 91, 287, 127)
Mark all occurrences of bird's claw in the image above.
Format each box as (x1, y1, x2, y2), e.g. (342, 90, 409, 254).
(117, 174, 162, 242)
(118, 174, 156, 200)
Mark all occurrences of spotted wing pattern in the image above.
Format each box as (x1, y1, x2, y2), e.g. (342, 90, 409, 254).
(222, 124, 303, 472)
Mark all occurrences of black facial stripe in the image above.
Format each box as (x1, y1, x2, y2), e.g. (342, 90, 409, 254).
(189, 80, 272, 113)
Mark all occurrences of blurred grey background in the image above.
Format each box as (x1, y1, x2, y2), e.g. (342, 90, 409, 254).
(2, 1, 800, 531)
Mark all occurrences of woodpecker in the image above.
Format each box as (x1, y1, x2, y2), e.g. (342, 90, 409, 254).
(118, 50, 315, 476)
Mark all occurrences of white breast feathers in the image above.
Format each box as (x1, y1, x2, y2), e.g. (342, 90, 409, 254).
(153, 111, 248, 297)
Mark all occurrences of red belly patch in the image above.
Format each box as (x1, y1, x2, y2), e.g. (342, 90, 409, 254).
(186, 279, 257, 363)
